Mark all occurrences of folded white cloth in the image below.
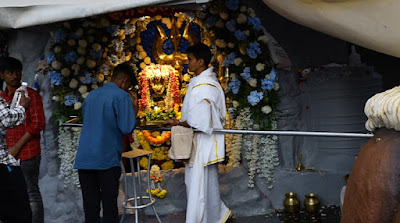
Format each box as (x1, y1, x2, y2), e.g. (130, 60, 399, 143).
(169, 126, 194, 160)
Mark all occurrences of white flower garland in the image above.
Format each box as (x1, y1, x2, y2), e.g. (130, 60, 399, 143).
(131, 130, 140, 150)
(225, 133, 241, 167)
(58, 127, 81, 188)
(257, 119, 279, 189)
(237, 108, 279, 188)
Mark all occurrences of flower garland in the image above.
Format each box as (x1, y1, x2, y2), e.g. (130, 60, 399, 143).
(148, 164, 167, 198)
(142, 130, 171, 146)
(225, 105, 242, 167)
(138, 64, 180, 111)
(58, 127, 81, 188)
(130, 130, 140, 150)
(137, 130, 152, 151)
(233, 107, 279, 189)
(226, 133, 242, 167)
(136, 130, 174, 170)
(257, 133, 279, 189)
(248, 134, 260, 188)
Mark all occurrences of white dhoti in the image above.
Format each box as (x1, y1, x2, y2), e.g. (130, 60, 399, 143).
(185, 137, 231, 223)
(181, 67, 231, 223)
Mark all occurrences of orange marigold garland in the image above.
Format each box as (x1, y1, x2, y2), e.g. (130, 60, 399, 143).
(143, 130, 171, 146)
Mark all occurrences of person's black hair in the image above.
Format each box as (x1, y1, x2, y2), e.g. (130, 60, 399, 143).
(187, 43, 212, 67)
(112, 62, 137, 86)
(0, 57, 22, 73)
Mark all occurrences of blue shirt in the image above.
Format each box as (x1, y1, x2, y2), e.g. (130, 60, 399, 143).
(74, 82, 136, 170)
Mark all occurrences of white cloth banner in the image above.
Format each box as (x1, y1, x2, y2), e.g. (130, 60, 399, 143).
(0, 0, 208, 29)
(263, 0, 400, 58)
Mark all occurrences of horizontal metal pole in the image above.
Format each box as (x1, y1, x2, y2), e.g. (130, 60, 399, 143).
(60, 123, 374, 138)
(218, 129, 373, 138)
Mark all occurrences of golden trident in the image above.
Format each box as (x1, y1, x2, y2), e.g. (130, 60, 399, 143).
(152, 16, 199, 69)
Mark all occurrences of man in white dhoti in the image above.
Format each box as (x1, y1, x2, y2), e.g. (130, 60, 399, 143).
(168, 43, 232, 223)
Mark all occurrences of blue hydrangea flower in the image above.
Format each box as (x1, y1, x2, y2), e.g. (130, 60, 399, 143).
(190, 23, 202, 43)
(81, 72, 97, 84)
(163, 39, 174, 55)
(247, 48, 257, 59)
(140, 23, 157, 62)
(226, 20, 236, 32)
(247, 91, 264, 106)
(261, 78, 275, 91)
(47, 52, 56, 65)
(228, 78, 241, 95)
(53, 29, 66, 43)
(64, 94, 78, 106)
(248, 17, 263, 31)
(106, 25, 120, 36)
(269, 68, 278, 81)
(250, 41, 261, 53)
(240, 67, 251, 82)
(65, 51, 78, 64)
(90, 49, 103, 60)
(182, 64, 188, 75)
(224, 52, 236, 67)
(234, 30, 247, 41)
(100, 64, 110, 74)
(226, 0, 239, 10)
(247, 41, 262, 59)
(205, 15, 218, 29)
(180, 38, 190, 54)
(49, 71, 63, 86)
(69, 32, 81, 40)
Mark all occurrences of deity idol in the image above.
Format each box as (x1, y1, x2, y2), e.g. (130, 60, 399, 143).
(138, 64, 180, 119)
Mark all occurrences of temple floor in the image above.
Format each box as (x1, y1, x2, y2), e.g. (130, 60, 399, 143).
(115, 205, 341, 223)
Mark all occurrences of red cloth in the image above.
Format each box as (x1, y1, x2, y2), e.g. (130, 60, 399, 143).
(0, 87, 46, 161)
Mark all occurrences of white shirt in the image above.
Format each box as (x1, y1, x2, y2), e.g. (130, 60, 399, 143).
(180, 66, 226, 165)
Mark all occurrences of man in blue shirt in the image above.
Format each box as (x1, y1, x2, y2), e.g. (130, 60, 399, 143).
(74, 63, 138, 223)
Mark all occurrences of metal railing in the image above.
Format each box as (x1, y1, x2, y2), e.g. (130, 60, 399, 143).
(60, 123, 374, 138)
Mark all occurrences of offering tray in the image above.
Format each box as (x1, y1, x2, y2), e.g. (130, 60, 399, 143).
(145, 120, 167, 127)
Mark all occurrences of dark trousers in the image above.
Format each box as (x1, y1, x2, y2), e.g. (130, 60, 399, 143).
(78, 167, 121, 223)
(20, 155, 44, 223)
(0, 164, 32, 223)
